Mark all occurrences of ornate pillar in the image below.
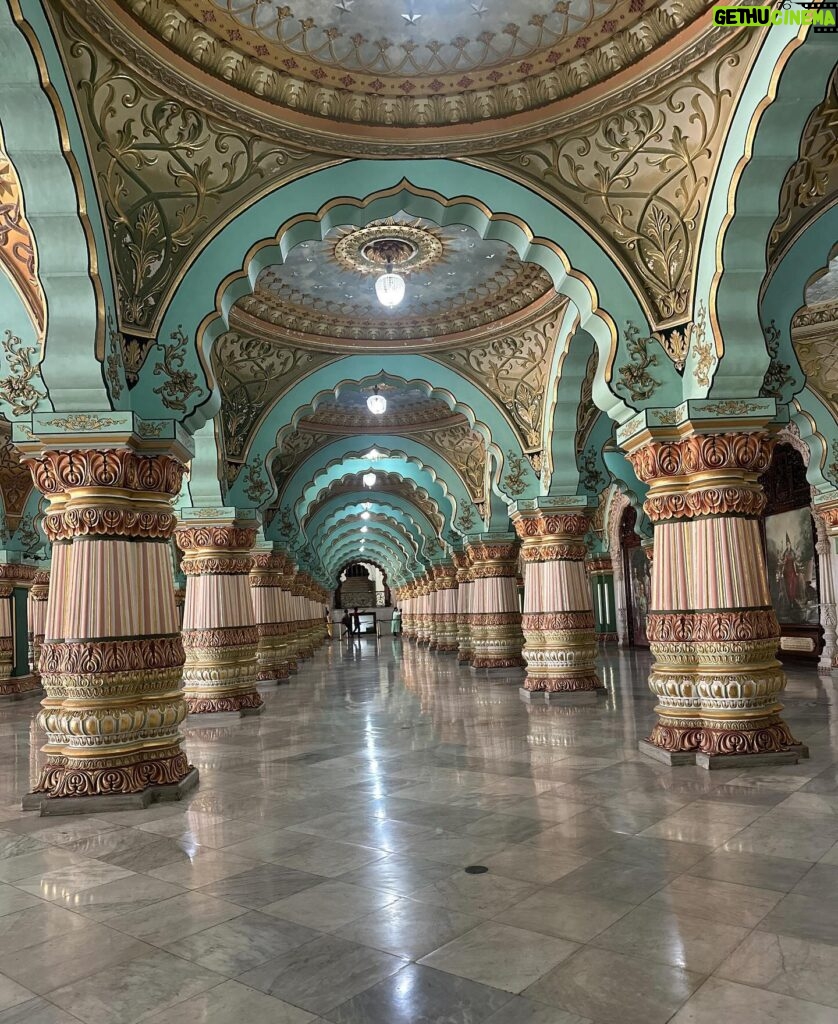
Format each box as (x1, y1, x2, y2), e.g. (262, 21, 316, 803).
(512, 504, 603, 697)
(416, 575, 430, 646)
(453, 552, 472, 664)
(467, 539, 524, 671)
(250, 547, 290, 683)
(815, 501, 838, 672)
(175, 513, 264, 715)
(281, 563, 300, 672)
(403, 583, 416, 640)
(587, 557, 618, 643)
(0, 562, 37, 698)
(28, 567, 49, 689)
(623, 421, 804, 766)
(433, 563, 459, 652)
(22, 438, 195, 807)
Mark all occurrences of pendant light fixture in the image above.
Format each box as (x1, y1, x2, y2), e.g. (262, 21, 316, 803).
(366, 386, 387, 415)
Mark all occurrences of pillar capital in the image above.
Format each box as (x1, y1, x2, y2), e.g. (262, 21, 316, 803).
(622, 424, 775, 523)
(814, 490, 838, 538)
(466, 536, 518, 579)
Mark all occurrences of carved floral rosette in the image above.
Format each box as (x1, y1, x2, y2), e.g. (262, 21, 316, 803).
(176, 523, 264, 714)
(22, 448, 194, 798)
(512, 510, 602, 693)
(623, 429, 799, 757)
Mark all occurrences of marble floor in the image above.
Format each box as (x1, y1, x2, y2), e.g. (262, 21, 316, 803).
(0, 643, 837, 1022)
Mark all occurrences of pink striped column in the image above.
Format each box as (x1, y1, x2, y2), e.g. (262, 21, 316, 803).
(433, 564, 459, 652)
(467, 540, 524, 670)
(512, 506, 603, 695)
(175, 518, 264, 715)
(22, 445, 194, 805)
(624, 426, 801, 763)
(250, 549, 290, 683)
(453, 552, 473, 664)
(28, 568, 49, 689)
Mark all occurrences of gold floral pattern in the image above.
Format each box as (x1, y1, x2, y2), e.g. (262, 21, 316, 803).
(0, 330, 46, 417)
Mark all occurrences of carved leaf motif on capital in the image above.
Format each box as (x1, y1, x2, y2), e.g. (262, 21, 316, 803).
(174, 526, 257, 552)
(627, 432, 774, 485)
(25, 449, 185, 497)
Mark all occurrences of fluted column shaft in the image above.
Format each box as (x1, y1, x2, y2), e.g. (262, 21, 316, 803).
(250, 551, 290, 683)
(468, 540, 524, 670)
(0, 564, 37, 698)
(814, 507, 838, 672)
(175, 521, 264, 715)
(625, 428, 799, 758)
(25, 446, 193, 800)
(279, 575, 300, 672)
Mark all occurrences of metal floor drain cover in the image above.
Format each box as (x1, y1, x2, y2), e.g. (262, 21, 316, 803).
(464, 865, 489, 874)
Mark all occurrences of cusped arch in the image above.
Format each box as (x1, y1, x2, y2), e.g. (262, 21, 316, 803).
(154, 166, 653, 434)
(694, 27, 835, 397)
(0, 1, 112, 410)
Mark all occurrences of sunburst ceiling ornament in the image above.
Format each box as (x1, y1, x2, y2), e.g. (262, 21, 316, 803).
(331, 219, 445, 277)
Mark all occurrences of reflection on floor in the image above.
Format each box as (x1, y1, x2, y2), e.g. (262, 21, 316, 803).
(0, 642, 836, 1022)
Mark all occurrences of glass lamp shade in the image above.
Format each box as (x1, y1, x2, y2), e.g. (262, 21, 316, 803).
(366, 392, 387, 415)
(375, 272, 405, 308)
(360, 526, 368, 533)
(363, 472, 377, 488)
(361, 511, 371, 520)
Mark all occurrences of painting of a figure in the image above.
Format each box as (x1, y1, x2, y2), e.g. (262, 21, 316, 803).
(626, 545, 652, 646)
(765, 508, 819, 625)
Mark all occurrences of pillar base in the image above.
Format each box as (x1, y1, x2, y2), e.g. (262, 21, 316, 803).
(523, 673, 603, 693)
(470, 663, 525, 677)
(639, 739, 809, 770)
(519, 686, 605, 704)
(186, 692, 264, 715)
(0, 675, 41, 700)
(23, 767, 200, 816)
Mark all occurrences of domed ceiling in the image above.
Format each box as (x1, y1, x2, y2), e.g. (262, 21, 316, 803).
(231, 213, 555, 347)
(110, 0, 710, 140)
(301, 386, 465, 431)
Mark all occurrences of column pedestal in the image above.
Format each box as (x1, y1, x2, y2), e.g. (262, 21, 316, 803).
(21, 441, 195, 811)
(176, 518, 264, 715)
(467, 540, 524, 671)
(624, 425, 805, 767)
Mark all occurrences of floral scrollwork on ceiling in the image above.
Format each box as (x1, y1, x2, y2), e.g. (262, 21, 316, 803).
(213, 330, 337, 462)
(411, 422, 487, 503)
(56, 9, 328, 335)
(615, 323, 661, 403)
(243, 461, 269, 504)
(485, 32, 757, 329)
(769, 65, 838, 267)
(153, 327, 203, 413)
(436, 302, 566, 451)
(759, 320, 795, 400)
(501, 451, 529, 498)
(0, 330, 46, 417)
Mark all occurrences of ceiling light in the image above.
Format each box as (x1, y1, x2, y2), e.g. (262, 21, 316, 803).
(366, 449, 382, 460)
(366, 387, 387, 415)
(375, 269, 405, 308)
(363, 472, 377, 488)
(362, 501, 372, 510)
(361, 511, 371, 520)
(361, 526, 368, 533)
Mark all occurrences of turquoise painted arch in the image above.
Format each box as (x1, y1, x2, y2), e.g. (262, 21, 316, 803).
(319, 514, 422, 564)
(311, 503, 437, 562)
(150, 163, 662, 432)
(0, 0, 116, 412)
(692, 26, 835, 398)
(229, 360, 538, 507)
(284, 445, 472, 534)
(306, 494, 441, 546)
(302, 479, 449, 536)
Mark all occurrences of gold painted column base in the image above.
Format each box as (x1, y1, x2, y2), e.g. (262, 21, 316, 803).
(33, 745, 192, 799)
(182, 626, 264, 715)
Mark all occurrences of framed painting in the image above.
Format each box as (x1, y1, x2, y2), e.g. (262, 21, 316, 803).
(765, 507, 820, 626)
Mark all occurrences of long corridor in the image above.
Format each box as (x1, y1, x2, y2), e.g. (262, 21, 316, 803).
(0, 644, 835, 1022)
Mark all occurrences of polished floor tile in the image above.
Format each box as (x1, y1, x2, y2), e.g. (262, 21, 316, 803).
(418, 921, 578, 993)
(0, 644, 834, 1024)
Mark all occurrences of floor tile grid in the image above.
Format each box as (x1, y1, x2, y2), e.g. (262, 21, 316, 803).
(0, 646, 833, 1021)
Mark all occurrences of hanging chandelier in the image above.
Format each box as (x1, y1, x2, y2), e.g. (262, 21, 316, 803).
(366, 386, 387, 415)
(374, 268, 405, 308)
(363, 472, 377, 487)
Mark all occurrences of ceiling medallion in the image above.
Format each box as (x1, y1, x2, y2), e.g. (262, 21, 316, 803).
(332, 221, 445, 277)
